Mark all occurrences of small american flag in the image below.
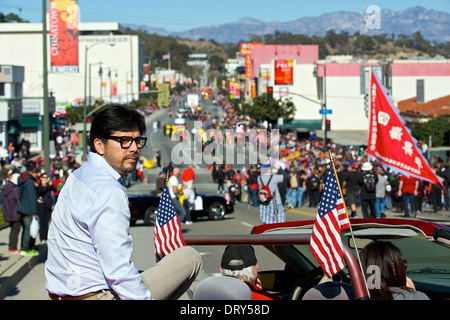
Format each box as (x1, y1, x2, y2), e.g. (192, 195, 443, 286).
(154, 184, 186, 262)
(162, 52, 170, 60)
(309, 167, 350, 278)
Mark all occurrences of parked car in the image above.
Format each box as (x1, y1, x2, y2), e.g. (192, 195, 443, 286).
(128, 193, 233, 226)
(184, 218, 450, 300)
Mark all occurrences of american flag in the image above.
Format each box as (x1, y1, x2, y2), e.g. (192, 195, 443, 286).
(162, 52, 170, 60)
(154, 184, 186, 262)
(309, 167, 350, 278)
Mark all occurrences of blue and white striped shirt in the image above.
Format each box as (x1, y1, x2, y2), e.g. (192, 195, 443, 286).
(45, 152, 152, 300)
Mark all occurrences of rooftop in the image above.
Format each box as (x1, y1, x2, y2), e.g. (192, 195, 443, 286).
(398, 95, 450, 117)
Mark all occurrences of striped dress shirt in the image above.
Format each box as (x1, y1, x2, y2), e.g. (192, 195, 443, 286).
(45, 152, 152, 300)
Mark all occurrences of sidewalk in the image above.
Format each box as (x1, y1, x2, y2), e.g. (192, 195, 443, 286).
(0, 224, 47, 299)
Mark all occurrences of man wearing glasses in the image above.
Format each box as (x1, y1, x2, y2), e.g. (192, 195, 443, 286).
(45, 105, 202, 300)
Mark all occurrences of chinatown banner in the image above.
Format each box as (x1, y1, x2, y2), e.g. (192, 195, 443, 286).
(368, 70, 443, 186)
(49, 0, 79, 73)
(274, 59, 294, 85)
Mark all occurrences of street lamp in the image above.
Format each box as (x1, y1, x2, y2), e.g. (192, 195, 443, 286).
(83, 40, 115, 157)
(89, 61, 102, 115)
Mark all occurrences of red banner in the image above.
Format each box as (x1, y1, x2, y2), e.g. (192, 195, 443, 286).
(49, 0, 79, 73)
(368, 71, 443, 186)
(274, 59, 293, 85)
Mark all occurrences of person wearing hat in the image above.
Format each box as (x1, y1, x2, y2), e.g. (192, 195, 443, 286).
(360, 162, 378, 219)
(1, 172, 21, 254)
(220, 245, 282, 300)
(155, 170, 166, 196)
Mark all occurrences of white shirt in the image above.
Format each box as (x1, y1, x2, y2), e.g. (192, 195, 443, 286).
(168, 175, 179, 199)
(45, 152, 152, 300)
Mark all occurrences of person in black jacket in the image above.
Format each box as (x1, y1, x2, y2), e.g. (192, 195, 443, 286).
(360, 162, 378, 219)
(37, 172, 55, 243)
(1, 172, 21, 253)
(17, 160, 39, 256)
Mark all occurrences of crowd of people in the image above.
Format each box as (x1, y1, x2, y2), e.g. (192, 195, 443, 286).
(198, 92, 450, 223)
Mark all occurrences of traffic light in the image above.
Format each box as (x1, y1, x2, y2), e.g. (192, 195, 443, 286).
(325, 119, 331, 131)
(267, 86, 273, 101)
(364, 93, 369, 117)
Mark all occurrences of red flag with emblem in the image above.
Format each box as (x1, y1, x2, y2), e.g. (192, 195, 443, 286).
(367, 70, 443, 187)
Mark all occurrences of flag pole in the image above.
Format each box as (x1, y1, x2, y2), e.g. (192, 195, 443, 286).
(328, 150, 371, 298)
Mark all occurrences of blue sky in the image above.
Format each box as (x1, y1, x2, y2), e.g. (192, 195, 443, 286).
(1, 0, 449, 32)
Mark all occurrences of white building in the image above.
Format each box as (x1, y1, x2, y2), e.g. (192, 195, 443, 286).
(0, 21, 143, 107)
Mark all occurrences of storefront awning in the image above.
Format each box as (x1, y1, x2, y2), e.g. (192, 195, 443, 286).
(280, 119, 322, 131)
(19, 116, 41, 127)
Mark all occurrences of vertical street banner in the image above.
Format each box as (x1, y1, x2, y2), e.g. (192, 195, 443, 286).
(111, 82, 117, 96)
(49, 0, 79, 73)
(240, 43, 262, 79)
(158, 83, 170, 107)
(274, 59, 294, 85)
(368, 70, 443, 186)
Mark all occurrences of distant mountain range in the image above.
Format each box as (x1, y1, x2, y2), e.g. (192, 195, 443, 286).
(124, 6, 449, 43)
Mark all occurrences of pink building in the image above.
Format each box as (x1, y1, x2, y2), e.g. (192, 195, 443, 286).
(247, 43, 450, 139)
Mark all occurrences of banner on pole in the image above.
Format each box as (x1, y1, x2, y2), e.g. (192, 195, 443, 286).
(49, 0, 79, 73)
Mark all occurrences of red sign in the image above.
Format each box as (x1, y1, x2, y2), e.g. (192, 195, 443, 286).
(274, 59, 294, 85)
(49, 0, 79, 73)
(240, 42, 263, 55)
(368, 71, 443, 186)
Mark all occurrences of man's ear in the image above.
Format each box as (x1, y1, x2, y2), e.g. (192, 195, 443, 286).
(93, 138, 105, 156)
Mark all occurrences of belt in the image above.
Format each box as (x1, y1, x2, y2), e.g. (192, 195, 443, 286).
(49, 290, 116, 300)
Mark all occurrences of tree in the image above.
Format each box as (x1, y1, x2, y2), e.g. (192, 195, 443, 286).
(236, 95, 296, 127)
(411, 115, 450, 147)
(0, 12, 28, 23)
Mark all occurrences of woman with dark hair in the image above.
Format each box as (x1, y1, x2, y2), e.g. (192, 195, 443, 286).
(360, 241, 429, 300)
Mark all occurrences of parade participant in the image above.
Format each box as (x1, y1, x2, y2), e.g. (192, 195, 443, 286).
(398, 174, 419, 218)
(45, 105, 201, 300)
(258, 164, 285, 224)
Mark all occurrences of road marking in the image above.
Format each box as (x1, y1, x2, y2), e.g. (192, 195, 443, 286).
(241, 222, 254, 228)
(286, 207, 317, 218)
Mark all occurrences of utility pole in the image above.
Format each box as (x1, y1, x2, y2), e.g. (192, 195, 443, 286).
(42, 0, 50, 173)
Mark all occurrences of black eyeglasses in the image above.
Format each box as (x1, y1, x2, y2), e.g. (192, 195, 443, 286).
(106, 136, 147, 149)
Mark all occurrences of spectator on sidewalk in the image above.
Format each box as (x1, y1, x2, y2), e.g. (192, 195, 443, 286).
(17, 160, 39, 256)
(37, 172, 55, 243)
(1, 172, 21, 254)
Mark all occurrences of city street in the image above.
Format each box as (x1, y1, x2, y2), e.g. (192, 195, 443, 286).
(3, 97, 450, 300)
(3, 198, 317, 300)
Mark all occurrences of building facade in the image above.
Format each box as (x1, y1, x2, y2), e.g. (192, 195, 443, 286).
(245, 44, 450, 135)
(0, 21, 142, 152)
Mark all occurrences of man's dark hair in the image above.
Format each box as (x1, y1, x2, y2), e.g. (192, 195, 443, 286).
(89, 104, 146, 154)
(25, 160, 37, 172)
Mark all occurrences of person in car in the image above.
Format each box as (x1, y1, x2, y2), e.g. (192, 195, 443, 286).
(360, 241, 429, 300)
(220, 245, 283, 300)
